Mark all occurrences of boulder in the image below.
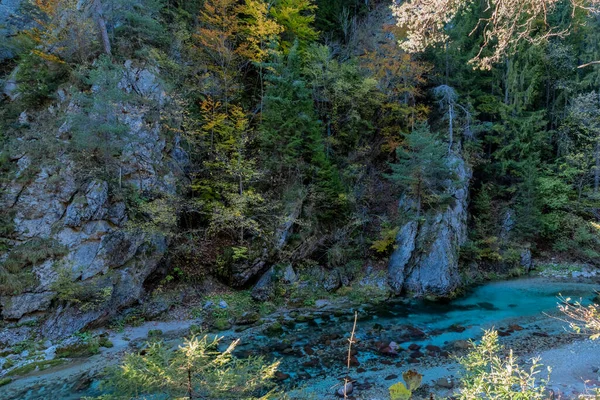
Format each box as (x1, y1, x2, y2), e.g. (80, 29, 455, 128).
(336, 382, 353, 397)
(388, 151, 471, 296)
(251, 267, 275, 301)
(520, 247, 533, 272)
(282, 264, 297, 284)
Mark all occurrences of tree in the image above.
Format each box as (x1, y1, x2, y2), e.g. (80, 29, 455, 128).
(360, 23, 431, 152)
(565, 92, 600, 194)
(237, 0, 283, 64)
(270, 0, 318, 53)
(261, 43, 347, 222)
(433, 84, 473, 151)
(236, 0, 283, 113)
(393, 0, 600, 69)
(91, 0, 111, 55)
(387, 123, 457, 217)
(303, 44, 380, 156)
(93, 335, 280, 399)
(260, 43, 322, 174)
(109, 0, 168, 57)
(68, 57, 131, 179)
(191, 98, 263, 243)
(193, 0, 243, 107)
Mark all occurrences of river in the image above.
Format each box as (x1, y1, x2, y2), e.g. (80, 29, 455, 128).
(1, 277, 599, 399)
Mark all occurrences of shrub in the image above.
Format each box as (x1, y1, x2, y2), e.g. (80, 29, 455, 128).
(51, 268, 113, 311)
(92, 335, 281, 399)
(457, 330, 550, 399)
(0, 238, 67, 296)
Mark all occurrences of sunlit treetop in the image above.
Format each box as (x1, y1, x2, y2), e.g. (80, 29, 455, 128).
(393, 0, 600, 69)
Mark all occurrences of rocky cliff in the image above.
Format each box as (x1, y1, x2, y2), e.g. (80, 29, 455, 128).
(388, 151, 471, 296)
(0, 62, 187, 339)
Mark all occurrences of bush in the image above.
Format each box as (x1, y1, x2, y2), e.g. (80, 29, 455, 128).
(16, 50, 71, 107)
(0, 238, 67, 296)
(51, 268, 113, 311)
(457, 330, 550, 399)
(92, 335, 281, 399)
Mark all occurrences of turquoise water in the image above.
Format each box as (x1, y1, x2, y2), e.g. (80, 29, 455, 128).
(3, 277, 598, 399)
(240, 278, 598, 388)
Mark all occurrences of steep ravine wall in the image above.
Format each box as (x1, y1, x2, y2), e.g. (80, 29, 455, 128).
(0, 64, 187, 340)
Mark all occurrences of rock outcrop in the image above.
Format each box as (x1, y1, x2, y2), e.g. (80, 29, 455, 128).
(0, 63, 187, 338)
(388, 152, 471, 296)
(0, 0, 24, 61)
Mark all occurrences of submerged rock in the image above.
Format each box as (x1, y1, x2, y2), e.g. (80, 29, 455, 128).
(336, 382, 353, 397)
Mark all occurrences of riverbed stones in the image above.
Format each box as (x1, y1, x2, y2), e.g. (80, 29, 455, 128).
(435, 377, 454, 389)
(451, 340, 472, 350)
(336, 382, 353, 397)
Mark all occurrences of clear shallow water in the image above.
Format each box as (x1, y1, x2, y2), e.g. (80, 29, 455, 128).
(3, 277, 598, 399)
(240, 277, 599, 389)
(258, 278, 598, 349)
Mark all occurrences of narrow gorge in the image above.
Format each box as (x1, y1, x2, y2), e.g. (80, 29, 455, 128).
(1, 0, 600, 399)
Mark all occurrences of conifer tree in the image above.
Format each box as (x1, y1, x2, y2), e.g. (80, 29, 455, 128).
(270, 0, 318, 53)
(93, 335, 280, 399)
(260, 43, 322, 174)
(387, 123, 457, 217)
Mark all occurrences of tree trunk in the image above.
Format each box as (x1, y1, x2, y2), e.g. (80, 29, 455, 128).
(187, 366, 194, 399)
(595, 141, 599, 194)
(92, 0, 111, 55)
(448, 103, 454, 153)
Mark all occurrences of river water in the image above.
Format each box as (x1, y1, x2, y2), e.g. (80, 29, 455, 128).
(2, 277, 598, 399)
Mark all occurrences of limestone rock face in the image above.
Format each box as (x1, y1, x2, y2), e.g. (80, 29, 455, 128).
(388, 152, 471, 296)
(0, 64, 187, 338)
(0, 0, 24, 61)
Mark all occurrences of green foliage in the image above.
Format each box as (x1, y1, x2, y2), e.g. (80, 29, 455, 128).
(261, 43, 347, 222)
(0, 238, 67, 296)
(387, 123, 457, 215)
(56, 334, 100, 358)
(270, 0, 318, 52)
(69, 57, 131, 166)
(261, 44, 322, 172)
(15, 50, 70, 107)
(111, 0, 169, 57)
(457, 330, 550, 399)
(5, 359, 66, 377)
(51, 268, 113, 311)
(93, 335, 280, 399)
(371, 225, 399, 255)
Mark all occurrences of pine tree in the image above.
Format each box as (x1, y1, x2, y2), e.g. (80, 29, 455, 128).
(94, 335, 280, 399)
(270, 0, 318, 53)
(387, 123, 457, 217)
(260, 43, 322, 174)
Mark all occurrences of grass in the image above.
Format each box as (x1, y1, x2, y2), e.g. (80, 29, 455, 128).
(6, 359, 66, 376)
